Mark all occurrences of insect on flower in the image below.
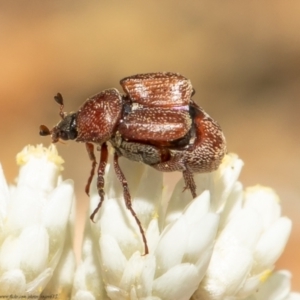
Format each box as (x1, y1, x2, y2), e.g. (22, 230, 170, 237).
(39, 72, 226, 255)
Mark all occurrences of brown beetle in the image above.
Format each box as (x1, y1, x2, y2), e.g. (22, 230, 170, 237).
(40, 72, 226, 255)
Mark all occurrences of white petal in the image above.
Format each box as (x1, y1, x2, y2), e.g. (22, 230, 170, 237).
(196, 209, 261, 300)
(255, 270, 291, 300)
(42, 246, 76, 297)
(133, 166, 163, 228)
(184, 213, 219, 270)
(154, 193, 218, 282)
(18, 225, 49, 276)
(99, 234, 127, 286)
(119, 252, 156, 298)
(154, 215, 188, 277)
(146, 218, 160, 253)
(72, 290, 96, 300)
(119, 252, 145, 291)
(106, 285, 128, 300)
(182, 190, 211, 225)
(197, 153, 244, 212)
(5, 184, 46, 233)
(73, 216, 108, 299)
(219, 181, 243, 230)
(253, 217, 292, 273)
(0, 236, 21, 271)
(138, 254, 156, 297)
(195, 245, 253, 300)
(244, 186, 281, 231)
(72, 258, 106, 299)
(153, 263, 200, 300)
(164, 169, 210, 227)
(235, 272, 261, 298)
(0, 269, 26, 294)
(163, 176, 193, 226)
(42, 179, 74, 230)
(219, 208, 262, 251)
(26, 267, 53, 293)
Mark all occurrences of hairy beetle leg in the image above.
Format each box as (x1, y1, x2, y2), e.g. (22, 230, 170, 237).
(85, 142, 97, 196)
(182, 169, 197, 198)
(113, 152, 149, 256)
(90, 143, 108, 222)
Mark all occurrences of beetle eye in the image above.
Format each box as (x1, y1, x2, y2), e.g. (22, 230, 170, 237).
(69, 130, 78, 140)
(59, 131, 69, 140)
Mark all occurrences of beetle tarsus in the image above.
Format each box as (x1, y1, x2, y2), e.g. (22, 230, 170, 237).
(90, 200, 102, 223)
(182, 169, 197, 198)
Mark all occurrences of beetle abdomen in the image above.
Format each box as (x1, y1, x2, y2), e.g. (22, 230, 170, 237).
(185, 103, 226, 172)
(151, 103, 226, 173)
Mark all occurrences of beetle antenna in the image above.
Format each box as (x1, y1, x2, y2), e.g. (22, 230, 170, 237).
(39, 125, 51, 136)
(54, 93, 65, 119)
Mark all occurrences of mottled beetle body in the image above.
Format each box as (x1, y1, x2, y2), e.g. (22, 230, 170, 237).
(40, 72, 226, 255)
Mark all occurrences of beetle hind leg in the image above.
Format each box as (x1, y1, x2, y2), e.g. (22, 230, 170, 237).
(182, 169, 197, 198)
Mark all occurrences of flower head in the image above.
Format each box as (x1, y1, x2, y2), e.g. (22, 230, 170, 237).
(0, 145, 76, 299)
(193, 185, 292, 300)
(73, 152, 299, 300)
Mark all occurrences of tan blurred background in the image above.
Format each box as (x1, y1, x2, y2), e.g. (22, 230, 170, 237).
(0, 1, 299, 289)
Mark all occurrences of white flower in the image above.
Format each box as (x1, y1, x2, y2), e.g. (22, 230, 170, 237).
(192, 184, 292, 299)
(72, 158, 219, 300)
(73, 152, 299, 300)
(0, 145, 76, 299)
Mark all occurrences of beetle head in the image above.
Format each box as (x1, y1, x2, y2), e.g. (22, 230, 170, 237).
(39, 93, 78, 143)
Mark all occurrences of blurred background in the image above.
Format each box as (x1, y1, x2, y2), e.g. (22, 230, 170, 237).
(0, 0, 299, 289)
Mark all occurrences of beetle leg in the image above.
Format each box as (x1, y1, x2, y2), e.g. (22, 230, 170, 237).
(90, 143, 108, 222)
(113, 152, 149, 256)
(85, 142, 97, 196)
(182, 169, 197, 198)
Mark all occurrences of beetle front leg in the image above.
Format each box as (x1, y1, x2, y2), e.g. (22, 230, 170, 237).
(113, 152, 149, 255)
(90, 142, 108, 222)
(182, 169, 197, 198)
(85, 142, 97, 196)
